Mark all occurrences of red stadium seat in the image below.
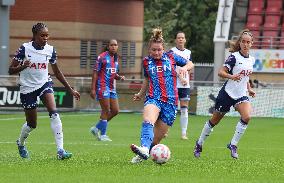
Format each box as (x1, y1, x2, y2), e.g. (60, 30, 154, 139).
(266, 0, 283, 15)
(248, 0, 265, 15)
(246, 15, 263, 30)
(263, 15, 281, 30)
(261, 30, 279, 49)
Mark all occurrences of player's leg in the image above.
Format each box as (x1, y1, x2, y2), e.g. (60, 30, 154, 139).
(180, 100, 189, 139)
(194, 88, 231, 158)
(227, 100, 252, 159)
(16, 92, 38, 159)
(179, 88, 190, 140)
(92, 98, 112, 141)
(108, 92, 119, 121)
(148, 101, 176, 151)
(130, 99, 160, 161)
(41, 91, 72, 160)
(152, 119, 170, 146)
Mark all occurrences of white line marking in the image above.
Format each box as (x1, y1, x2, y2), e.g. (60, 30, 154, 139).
(0, 113, 97, 121)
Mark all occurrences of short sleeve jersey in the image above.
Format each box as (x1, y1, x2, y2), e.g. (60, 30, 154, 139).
(93, 51, 119, 92)
(171, 47, 192, 88)
(223, 51, 255, 99)
(13, 41, 57, 94)
(143, 51, 188, 105)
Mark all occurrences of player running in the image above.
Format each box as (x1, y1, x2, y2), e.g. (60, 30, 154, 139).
(193, 29, 256, 159)
(9, 22, 80, 160)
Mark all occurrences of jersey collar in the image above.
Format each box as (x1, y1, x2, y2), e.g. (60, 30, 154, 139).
(239, 51, 249, 58)
(32, 42, 45, 50)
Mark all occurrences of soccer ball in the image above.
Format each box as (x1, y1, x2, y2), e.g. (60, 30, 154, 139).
(150, 144, 171, 164)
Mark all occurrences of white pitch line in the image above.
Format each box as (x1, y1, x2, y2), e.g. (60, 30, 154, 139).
(0, 113, 97, 121)
(0, 141, 128, 146)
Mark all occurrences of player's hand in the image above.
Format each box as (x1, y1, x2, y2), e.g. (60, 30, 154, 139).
(120, 76, 125, 81)
(133, 93, 142, 101)
(178, 67, 188, 79)
(90, 90, 96, 99)
(248, 89, 256, 98)
(180, 78, 188, 86)
(71, 90, 80, 101)
(22, 60, 31, 69)
(230, 73, 242, 81)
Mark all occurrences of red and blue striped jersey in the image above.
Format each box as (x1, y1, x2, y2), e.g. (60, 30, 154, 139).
(94, 51, 119, 92)
(143, 51, 188, 105)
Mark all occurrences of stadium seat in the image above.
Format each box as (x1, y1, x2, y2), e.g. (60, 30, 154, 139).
(263, 15, 281, 30)
(248, 0, 265, 15)
(261, 30, 279, 49)
(251, 30, 261, 49)
(266, 0, 282, 15)
(246, 15, 263, 30)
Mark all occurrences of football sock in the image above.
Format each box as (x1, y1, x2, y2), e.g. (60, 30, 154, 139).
(50, 112, 64, 151)
(140, 121, 154, 150)
(180, 106, 188, 136)
(18, 122, 33, 146)
(197, 120, 214, 145)
(231, 119, 248, 146)
(96, 119, 108, 135)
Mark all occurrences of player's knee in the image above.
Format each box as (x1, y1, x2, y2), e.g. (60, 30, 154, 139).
(49, 110, 59, 119)
(27, 122, 37, 129)
(111, 109, 119, 116)
(180, 106, 188, 116)
(241, 116, 251, 123)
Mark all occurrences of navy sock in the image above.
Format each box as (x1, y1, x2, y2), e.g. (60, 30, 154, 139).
(140, 121, 154, 149)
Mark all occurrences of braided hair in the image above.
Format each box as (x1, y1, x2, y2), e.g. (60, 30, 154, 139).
(31, 22, 47, 41)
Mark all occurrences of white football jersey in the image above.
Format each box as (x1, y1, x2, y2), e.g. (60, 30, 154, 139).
(171, 47, 192, 88)
(223, 51, 255, 99)
(13, 41, 57, 94)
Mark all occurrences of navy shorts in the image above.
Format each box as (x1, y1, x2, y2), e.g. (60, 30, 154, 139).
(144, 97, 177, 126)
(214, 87, 249, 113)
(178, 88, 190, 101)
(20, 82, 54, 109)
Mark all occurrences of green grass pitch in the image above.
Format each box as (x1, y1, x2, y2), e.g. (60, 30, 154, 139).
(0, 112, 283, 183)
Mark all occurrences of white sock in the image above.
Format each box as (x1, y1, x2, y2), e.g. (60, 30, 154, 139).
(197, 121, 213, 145)
(180, 107, 188, 136)
(231, 120, 248, 146)
(18, 122, 33, 146)
(50, 113, 64, 151)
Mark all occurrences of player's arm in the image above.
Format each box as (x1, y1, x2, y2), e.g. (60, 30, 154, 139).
(8, 59, 30, 75)
(9, 45, 29, 75)
(133, 77, 149, 101)
(90, 71, 98, 99)
(178, 60, 194, 80)
(51, 63, 80, 100)
(247, 81, 256, 97)
(218, 66, 241, 81)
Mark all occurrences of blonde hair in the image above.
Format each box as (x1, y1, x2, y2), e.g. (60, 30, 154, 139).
(148, 28, 164, 47)
(228, 29, 253, 52)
